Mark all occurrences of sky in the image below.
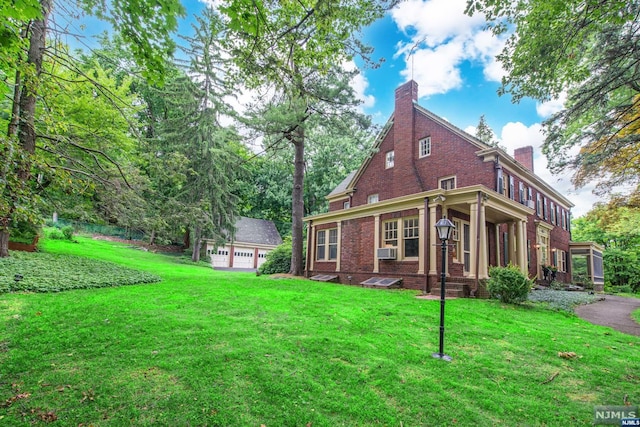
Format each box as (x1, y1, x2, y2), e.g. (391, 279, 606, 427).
(55, 0, 601, 217)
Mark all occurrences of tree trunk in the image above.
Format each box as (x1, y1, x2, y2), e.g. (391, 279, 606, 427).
(149, 229, 156, 245)
(191, 225, 201, 262)
(0, 2, 51, 258)
(289, 128, 305, 276)
(183, 228, 190, 248)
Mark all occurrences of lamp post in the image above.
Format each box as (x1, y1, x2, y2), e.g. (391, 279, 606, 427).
(433, 217, 455, 362)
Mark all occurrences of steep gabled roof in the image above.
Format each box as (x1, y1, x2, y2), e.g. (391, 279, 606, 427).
(232, 217, 282, 246)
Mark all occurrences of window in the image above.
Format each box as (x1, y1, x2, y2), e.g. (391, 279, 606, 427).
(328, 229, 338, 260)
(536, 193, 542, 217)
(543, 197, 549, 220)
(343, 200, 350, 209)
(316, 230, 326, 260)
(403, 218, 419, 258)
(509, 176, 515, 200)
(561, 210, 567, 229)
(383, 221, 398, 247)
(452, 219, 470, 273)
(550, 201, 556, 224)
(385, 150, 394, 169)
(367, 194, 379, 204)
(316, 228, 338, 261)
(519, 182, 525, 203)
(419, 137, 431, 158)
(502, 173, 509, 197)
(497, 169, 504, 194)
(556, 249, 567, 272)
(528, 187, 533, 201)
(439, 176, 456, 190)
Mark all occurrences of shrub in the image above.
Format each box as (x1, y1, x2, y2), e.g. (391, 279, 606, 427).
(61, 225, 74, 240)
(258, 238, 292, 275)
(46, 228, 66, 240)
(487, 264, 534, 304)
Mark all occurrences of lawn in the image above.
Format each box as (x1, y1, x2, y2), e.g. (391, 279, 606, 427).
(1, 236, 638, 426)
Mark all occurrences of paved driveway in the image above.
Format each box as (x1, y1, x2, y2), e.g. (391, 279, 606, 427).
(574, 295, 640, 336)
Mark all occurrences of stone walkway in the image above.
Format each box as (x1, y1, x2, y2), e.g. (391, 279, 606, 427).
(574, 295, 640, 336)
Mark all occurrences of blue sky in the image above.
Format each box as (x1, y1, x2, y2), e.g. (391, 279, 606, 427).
(55, 0, 598, 216)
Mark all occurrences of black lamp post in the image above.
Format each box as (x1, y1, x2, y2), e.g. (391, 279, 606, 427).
(433, 217, 455, 362)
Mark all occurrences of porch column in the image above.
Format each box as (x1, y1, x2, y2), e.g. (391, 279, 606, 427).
(373, 214, 380, 273)
(517, 219, 528, 274)
(495, 224, 501, 266)
(336, 221, 342, 272)
(429, 205, 438, 275)
(509, 222, 517, 266)
(478, 201, 488, 279)
(309, 223, 316, 271)
(468, 202, 478, 279)
(418, 207, 425, 274)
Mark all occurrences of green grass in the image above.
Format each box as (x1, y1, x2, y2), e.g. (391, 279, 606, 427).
(0, 236, 638, 426)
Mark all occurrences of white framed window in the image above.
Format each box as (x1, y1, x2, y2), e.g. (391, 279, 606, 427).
(550, 201, 556, 224)
(316, 228, 338, 261)
(451, 219, 470, 274)
(543, 196, 549, 220)
(554, 249, 567, 272)
(502, 173, 509, 197)
(385, 150, 394, 169)
(367, 194, 379, 204)
(403, 218, 419, 258)
(439, 176, 456, 190)
(419, 137, 431, 158)
(519, 182, 525, 203)
(343, 200, 350, 209)
(509, 175, 515, 200)
(383, 220, 398, 247)
(536, 193, 542, 217)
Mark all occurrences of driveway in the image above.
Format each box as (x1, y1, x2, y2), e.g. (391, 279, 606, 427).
(574, 295, 640, 336)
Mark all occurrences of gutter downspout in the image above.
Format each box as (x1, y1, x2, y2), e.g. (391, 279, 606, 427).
(304, 220, 312, 278)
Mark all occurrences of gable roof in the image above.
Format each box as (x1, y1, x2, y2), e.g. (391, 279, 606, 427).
(232, 217, 282, 246)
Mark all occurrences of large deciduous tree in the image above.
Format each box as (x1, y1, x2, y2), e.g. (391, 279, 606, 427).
(222, 0, 397, 275)
(0, 0, 184, 257)
(466, 0, 640, 200)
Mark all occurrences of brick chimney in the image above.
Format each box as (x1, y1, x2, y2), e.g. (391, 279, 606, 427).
(514, 146, 534, 173)
(393, 80, 421, 196)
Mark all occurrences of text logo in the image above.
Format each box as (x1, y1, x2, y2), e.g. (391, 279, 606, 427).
(593, 406, 638, 425)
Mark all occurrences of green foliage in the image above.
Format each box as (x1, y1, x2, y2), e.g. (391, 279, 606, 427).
(8, 220, 40, 244)
(45, 227, 65, 240)
(61, 225, 74, 240)
(0, 250, 160, 293)
(487, 264, 534, 304)
(528, 289, 602, 312)
(258, 238, 293, 275)
(604, 248, 640, 292)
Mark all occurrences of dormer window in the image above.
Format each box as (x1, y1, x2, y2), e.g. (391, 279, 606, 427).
(385, 150, 395, 169)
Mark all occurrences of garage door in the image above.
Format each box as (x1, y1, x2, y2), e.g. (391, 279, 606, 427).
(257, 250, 269, 268)
(232, 248, 255, 269)
(212, 247, 229, 268)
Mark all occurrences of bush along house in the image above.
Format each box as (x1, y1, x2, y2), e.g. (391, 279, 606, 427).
(304, 80, 604, 296)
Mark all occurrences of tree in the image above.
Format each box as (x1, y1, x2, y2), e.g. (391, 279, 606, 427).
(466, 0, 640, 200)
(0, 0, 184, 257)
(222, 0, 398, 275)
(474, 114, 499, 147)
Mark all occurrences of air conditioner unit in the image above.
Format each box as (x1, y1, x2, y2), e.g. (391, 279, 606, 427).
(525, 200, 536, 209)
(377, 247, 397, 260)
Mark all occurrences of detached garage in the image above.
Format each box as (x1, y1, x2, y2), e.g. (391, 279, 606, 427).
(205, 217, 282, 270)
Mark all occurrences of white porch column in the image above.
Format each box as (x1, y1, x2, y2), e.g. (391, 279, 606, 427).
(509, 222, 517, 266)
(336, 221, 342, 272)
(478, 201, 489, 279)
(468, 202, 478, 279)
(429, 205, 438, 275)
(495, 224, 501, 266)
(309, 223, 316, 271)
(418, 207, 425, 274)
(373, 214, 380, 273)
(517, 219, 528, 274)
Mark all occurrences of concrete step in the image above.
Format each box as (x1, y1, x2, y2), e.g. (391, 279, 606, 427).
(431, 282, 470, 298)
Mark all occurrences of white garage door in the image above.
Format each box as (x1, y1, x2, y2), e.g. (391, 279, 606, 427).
(232, 248, 255, 269)
(257, 250, 269, 268)
(212, 247, 229, 268)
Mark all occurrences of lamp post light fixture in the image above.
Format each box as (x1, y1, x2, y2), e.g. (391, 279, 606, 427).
(433, 217, 455, 362)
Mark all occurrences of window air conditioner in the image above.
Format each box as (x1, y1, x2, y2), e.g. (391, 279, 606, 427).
(377, 247, 397, 260)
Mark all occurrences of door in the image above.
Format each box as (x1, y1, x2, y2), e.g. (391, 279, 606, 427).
(212, 247, 230, 268)
(232, 247, 255, 268)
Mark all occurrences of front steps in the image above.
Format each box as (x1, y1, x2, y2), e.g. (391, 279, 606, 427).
(430, 282, 470, 298)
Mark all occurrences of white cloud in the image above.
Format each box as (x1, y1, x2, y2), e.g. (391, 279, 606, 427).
(391, 0, 507, 96)
(344, 61, 376, 109)
(536, 92, 567, 118)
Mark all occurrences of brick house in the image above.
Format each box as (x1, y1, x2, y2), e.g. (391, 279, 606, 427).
(304, 80, 603, 295)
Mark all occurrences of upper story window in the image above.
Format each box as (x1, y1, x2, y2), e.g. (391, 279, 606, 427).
(536, 193, 542, 217)
(367, 194, 379, 204)
(385, 150, 395, 169)
(439, 176, 456, 190)
(343, 200, 350, 209)
(419, 137, 431, 158)
(543, 197, 549, 220)
(519, 182, 525, 203)
(509, 176, 515, 200)
(550, 201, 556, 224)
